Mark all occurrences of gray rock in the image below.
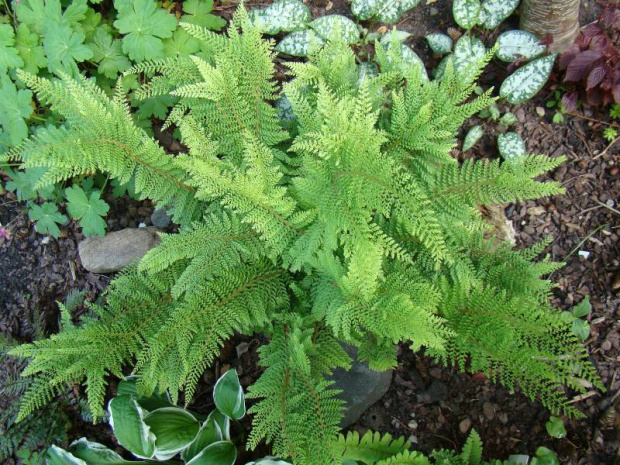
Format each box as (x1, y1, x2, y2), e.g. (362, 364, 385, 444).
(329, 345, 393, 428)
(151, 207, 172, 228)
(79, 227, 161, 273)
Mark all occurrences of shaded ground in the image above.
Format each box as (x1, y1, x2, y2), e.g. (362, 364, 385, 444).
(1, 0, 619, 463)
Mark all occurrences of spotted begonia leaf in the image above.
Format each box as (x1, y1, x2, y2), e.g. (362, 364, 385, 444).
(310, 15, 360, 44)
(276, 30, 325, 57)
(249, 0, 311, 35)
(463, 125, 484, 151)
(480, 0, 519, 29)
(495, 30, 546, 62)
(500, 54, 557, 104)
(498, 132, 526, 159)
(453, 35, 486, 82)
(426, 33, 453, 55)
(453, 0, 481, 30)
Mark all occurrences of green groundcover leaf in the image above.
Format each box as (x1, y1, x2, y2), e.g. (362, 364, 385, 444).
(0, 24, 24, 74)
(213, 369, 245, 420)
(108, 395, 156, 460)
(497, 132, 526, 159)
(15, 24, 47, 74)
(453, 0, 481, 30)
(0, 75, 33, 146)
(463, 125, 484, 151)
(44, 23, 93, 76)
(90, 29, 132, 79)
(182, 0, 227, 31)
(144, 407, 200, 461)
(29, 202, 67, 238)
(65, 185, 109, 236)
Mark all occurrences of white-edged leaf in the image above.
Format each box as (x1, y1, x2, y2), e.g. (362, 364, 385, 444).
(453, 35, 486, 82)
(276, 30, 325, 57)
(500, 54, 557, 104)
(108, 395, 156, 460)
(463, 125, 484, 151)
(186, 441, 237, 465)
(379, 29, 412, 45)
(498, 132, 526, 159)
(181, 411, 224, 463)
(481, 0, 519, 29)
(248, 0, 311, 34)
(69, 438, 140, 464)
(453, 0, 481, 29)
(310, 15, 360, 44)
(144, 407, 200, 461)
(246, 458, 292, 465)
(47, 446, 87, 465)
(426, 33, 453, 55)
(213, 369, 246, 420)
(496, 30, 546, 62)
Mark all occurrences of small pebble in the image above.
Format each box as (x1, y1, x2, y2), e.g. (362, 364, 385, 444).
(408, 420, 418, 429)
(536, 107, 545, 117)
(578, 250, 591, 259)
(459, 418, 472, 434)
(429, 7, 438, 15)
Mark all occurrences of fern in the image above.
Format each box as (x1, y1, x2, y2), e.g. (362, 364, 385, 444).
(5, 7, 601, 465)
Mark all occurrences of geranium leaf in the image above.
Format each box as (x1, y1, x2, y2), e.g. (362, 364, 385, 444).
(181, 0, 227, 31)
(497, 132, 526, 159)
(15, 24, 47, 75)
(495, 30, 546, 62)
(29, 202, 67, 238)
(0, 75, 33, 146)
(44, 23, 93, 77)
(90, 29, 132, 79)
(65, 185, 109, 237)
(0, 24, 25, 74)
(500, 54, 557, 104)
(113, 0, 178, 62)
(163, 28, 201, 58)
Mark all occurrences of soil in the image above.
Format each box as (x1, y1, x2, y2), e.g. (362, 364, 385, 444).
(1, 0, 619, 464)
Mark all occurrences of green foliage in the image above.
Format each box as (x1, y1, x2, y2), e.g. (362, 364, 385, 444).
(0, 75, 33, 146)
(65, 185, 109, 236)
(603, 127, 618, 143)
(610, 103, 620, 119)
(5, 7, 600, 465)
(28, 202, 67, 238)
(545, 416, 566, 439)
(182, 0, 227, 31)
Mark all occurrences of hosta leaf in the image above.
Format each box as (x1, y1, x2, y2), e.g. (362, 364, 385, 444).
(500, 54, 557, 104)
(213, 369, 245, 420)
(453, 0, 481, 30)
(276, 30, 325, 57)
(480, 0, 519, 29)
(29, 203, 67, 238)
(249, 0, 311, 35)
(498, 132, 526, 159)
(453, 36, 486, 82)
(108, 395, 156, 460)
(310, 15, 360, 44)
(0, 25, 24, 74)
(463, 125, 484, 151)
(144, 407, 200, 461)
(426, 33, 453, 55)
(185, 441, 236, 465)
(181, 411, 224, 463)
(47, 446, 87, 465)
(496, 30, 546, 62)
(69, 438, 141, 464)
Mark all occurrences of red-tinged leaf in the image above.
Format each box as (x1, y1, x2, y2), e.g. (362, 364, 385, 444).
(562, 91, 579, 111)
(559, 44, 580, 70)
(583, 23, 603, 38)
(587, 65, 607, 89)
(471, 373, 488, 382)
(565, 50, 604, 81)
(585, 87, 604, 106)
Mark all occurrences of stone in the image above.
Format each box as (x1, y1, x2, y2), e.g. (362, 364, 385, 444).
(329, 345, 393, 428)
(459, 417, 472, 434)
(416, 381, 448, 404)
(78, 227, 161, 273)
(482, 401, 496, 421)
(151, 207, 172, 228)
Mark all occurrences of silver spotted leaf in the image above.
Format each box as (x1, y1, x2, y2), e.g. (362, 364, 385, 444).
(426, 33, 453, 55)
(453, 35, 486, 82)
(310, 15, 360, 44)
(433, 54, 452, 80)
(385, 42, 429, 81)
(453, 0, 481, 30)
(500, 54, 557, 104)
(352, 0, 381, 20)
(498, 132, 526, 159)
(480, 0, 519, 29)
(380, 29, 412, 45)
(463, 125, 484, 151)
(248, 0, 311, 35)
(276, 30, 325, 57)
(499, 112, 518, 126)
(352, 0, 420, 23)
(495, 30, 546, 62)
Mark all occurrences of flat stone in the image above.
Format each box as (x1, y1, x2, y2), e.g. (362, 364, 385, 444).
(459, 417, 472, 434)
(151, 207, 172, 228)
(78, 227, 161, 273)
(329, 345, 393, 428)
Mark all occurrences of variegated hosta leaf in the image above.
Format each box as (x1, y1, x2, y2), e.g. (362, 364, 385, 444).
(426, 33, 453, 55)
(310, 15, 360, 44)
(498, 132, 526, 159)
(453, 36, 486, 82)
(480, 0, 519, 29)
(380, 29, 412, 45)
(352, 0, 421, 23)
(453, 0, 481, 30)
(463, 125, 484, 151)
(434, 54, 452, 80)
(385, 42, 429, 81)
(248, 0, 311, 35)
(500, 54, 557, 104)
(351, 0, 382, 20)
(276, 30, 325, 57)
(495, 30, 546, 62)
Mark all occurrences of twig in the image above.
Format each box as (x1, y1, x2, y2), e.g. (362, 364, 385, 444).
(566, 111, 620, 129)
(593, 199, 620, 216)
(568, 391, 599, 404)
(565, 223, 609, 260)
(593, 135, 620, 160)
